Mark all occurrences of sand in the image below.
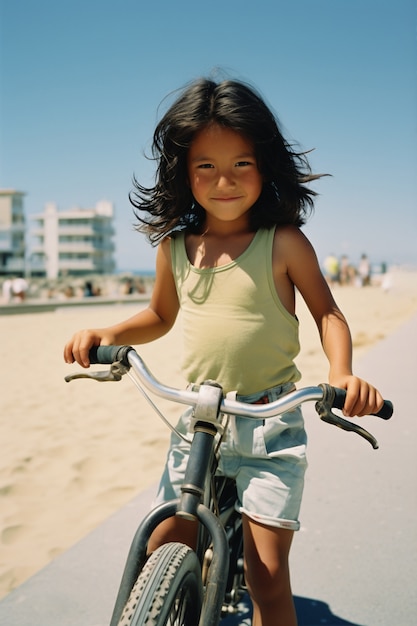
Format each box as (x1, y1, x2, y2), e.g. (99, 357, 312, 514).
(1, 268, 417, 599)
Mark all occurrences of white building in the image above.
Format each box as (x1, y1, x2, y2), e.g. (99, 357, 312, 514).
(31, 201, 116, 278)
(0, 189, 26, 276)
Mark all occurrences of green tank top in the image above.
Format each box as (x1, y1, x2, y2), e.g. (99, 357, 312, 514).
(171, 227, 301, 395)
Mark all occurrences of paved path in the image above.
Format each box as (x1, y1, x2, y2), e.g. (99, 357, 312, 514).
(290, 312, 417, 625)
(1, 314, 416, 625)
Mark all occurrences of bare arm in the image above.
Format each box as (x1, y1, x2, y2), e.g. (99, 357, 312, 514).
(275, 227, 383, 417)
(64, 238, 179, 367)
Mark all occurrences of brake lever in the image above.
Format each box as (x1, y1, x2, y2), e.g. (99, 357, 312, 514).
(315, 384, 379, 449)
(65, 361, 129, 383)
(316, 403, 379, 449)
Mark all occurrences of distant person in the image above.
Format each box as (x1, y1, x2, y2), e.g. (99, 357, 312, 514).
(83, 281, 95, 297)
(381, 272, 392, 292)
(63, 77, 384, 626)
(380, 262, 392, 292)
(63, 285, 75, 298)
(2, 278, 13, 303)
(358, 254, 371, 287)
(11, 277, 28, 302)
(339, 255, 355, 286)
(135, 277, 146, 294)
(122, 278, 134, 295)
(323, 253, 340, 287)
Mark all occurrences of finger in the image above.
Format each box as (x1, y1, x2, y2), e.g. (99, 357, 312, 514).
(357, 388, 384, 417)
(355, 385, 376, 417)
(342, 378, 361, 416)
(63, 342, 75, 364)
(347, 383, 384, 417)
(77, 335, 97, 368)
(68, 331, 95, 368)
(78, 345, 91, 368)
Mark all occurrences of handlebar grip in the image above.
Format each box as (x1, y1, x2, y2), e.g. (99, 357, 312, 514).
(332, 387, 393, 420)
(89, 345, 133, 367)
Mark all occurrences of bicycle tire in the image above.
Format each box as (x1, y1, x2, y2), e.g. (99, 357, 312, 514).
(117, 542, 203, 626)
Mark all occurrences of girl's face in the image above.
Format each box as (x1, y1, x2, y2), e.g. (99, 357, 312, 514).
(187, 124, 263, 228)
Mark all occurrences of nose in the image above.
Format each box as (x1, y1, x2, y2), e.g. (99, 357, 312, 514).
(216, 171, 235, 189)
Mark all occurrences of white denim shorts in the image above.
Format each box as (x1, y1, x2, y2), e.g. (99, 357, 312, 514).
(153, 382, 307, 531)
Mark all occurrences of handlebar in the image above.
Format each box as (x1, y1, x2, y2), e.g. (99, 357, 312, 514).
(65, 345, 393, 449)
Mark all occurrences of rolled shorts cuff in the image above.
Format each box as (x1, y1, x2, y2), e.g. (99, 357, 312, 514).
(239, 507, 301, 531)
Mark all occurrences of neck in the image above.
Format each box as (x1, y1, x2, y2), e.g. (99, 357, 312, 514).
(201, 215, 252, 238)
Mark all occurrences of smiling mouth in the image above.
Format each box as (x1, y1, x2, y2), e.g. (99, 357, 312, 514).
(213, 196, 241, 201)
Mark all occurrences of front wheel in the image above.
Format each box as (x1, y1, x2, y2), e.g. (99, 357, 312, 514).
(117, 542, 203, 626)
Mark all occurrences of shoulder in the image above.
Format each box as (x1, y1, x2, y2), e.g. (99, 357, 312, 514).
(273, 225, 313, 254)
(156, 236, 174, 270)
(159, 235, 172, 253)
(160, 231, 182, 251)
(158, 231, 188, 271)
(272, 225, 319, 274)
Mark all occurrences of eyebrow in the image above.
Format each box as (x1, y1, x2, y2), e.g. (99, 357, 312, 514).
(189, 151, 256, 163)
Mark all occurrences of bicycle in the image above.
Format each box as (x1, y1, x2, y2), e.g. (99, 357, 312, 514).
(65, 345, 393, 626)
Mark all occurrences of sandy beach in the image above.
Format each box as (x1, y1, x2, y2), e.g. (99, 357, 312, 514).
(1, 268, 417, 599)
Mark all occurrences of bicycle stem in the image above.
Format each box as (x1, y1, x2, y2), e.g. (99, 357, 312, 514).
(178, 382, 225, 520)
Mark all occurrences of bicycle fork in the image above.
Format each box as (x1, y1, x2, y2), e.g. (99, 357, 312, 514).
(109, 381, 230, 626)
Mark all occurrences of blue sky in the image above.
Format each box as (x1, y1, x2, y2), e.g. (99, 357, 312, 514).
(1, 0, 416, 271)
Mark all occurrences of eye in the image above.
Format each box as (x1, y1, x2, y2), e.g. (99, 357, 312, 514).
(235, 161, 252, 167)
(197, 163, 214, 169)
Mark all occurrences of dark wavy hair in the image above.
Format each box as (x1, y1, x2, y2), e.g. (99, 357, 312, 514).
(130, 78, 326, 244)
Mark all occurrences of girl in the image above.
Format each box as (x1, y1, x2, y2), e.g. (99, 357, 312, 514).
(64, 78, 383, 626)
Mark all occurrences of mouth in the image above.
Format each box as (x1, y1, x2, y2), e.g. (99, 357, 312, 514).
(212, 196, 241, 202)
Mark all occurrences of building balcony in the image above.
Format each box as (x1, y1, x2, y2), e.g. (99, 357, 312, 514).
(58, 259, 101, 272)
(28, 259, 47, 274)
(57, 226, 96, 236)
(56, 225, 115, 236)
(58, 243, 98, 253)
(4, 223, 25, 234)
(32, 228, 45, 238)
(31, 244, 45, 254)
(0, 257, 25, 273)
